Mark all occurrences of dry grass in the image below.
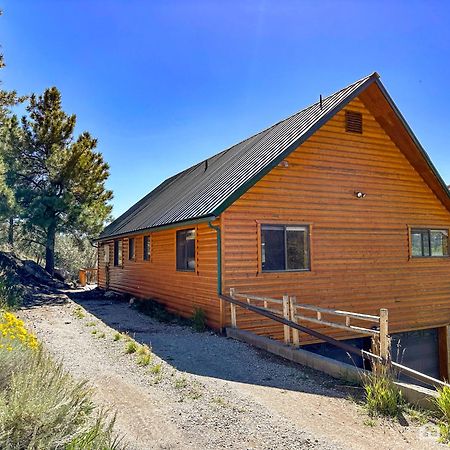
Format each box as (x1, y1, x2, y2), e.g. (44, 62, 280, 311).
(0, 311, 124, 449)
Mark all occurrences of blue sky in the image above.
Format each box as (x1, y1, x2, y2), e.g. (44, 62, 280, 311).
(1, 1, 449, 217)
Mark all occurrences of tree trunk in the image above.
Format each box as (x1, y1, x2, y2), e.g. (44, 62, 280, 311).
(7, 217, 14, 248)
(45, 222, 56, 276)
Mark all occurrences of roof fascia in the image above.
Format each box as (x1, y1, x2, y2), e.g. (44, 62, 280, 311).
(96, 214, 217, 242)
(372, 78, 450, 204)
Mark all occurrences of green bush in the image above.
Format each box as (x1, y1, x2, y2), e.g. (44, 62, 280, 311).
(0, 310, 124, 449)
(363, 366, 404, 417)
(0, 349, 123, 449)
(124, 340, 138, 354)
(435, 385, 450, 443)
(0, 269, 23, 309)
(192, 307, 206, 332)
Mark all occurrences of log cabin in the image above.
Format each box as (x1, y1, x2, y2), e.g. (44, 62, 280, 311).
(97, 73, 450, 380)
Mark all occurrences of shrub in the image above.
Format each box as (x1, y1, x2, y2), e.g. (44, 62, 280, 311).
(136, 344, 152, 366)
(435, 385, 450, 443)
(363, 366, 403, 417)
(150, 363, 162, 375)
(137, 352, 152, 366)
(192, 307, 206, 332)
(0, 311, 123, 449)
(124, 340, 138, 354)
(73, 306, 86, 319)
(0, 311, 39, 351)
(113, 332, 122, 341)
(0, 270, 23, 309)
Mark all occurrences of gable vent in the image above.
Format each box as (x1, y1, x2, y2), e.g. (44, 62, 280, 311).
(345, 110, 363, 134)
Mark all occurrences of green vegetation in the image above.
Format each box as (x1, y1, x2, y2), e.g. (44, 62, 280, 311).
(0, 309, 123, 449)
(133, 298, 191, 326)
(149, 363, 162, 375)
(435, 385, 450, 443)
(113, 332, 122, 341)
(192, 307, 206, 332)
(0, 11, 113, 276)
(0, 269, 22, 309)
(72, 306, 86, 319)
(124, 340, 138, 354)
(363, 367, 404, 418)
(174, 376, 188, 390)
(136, 344, 152, 366)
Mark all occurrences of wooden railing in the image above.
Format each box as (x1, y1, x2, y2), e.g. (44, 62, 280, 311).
(225, 288, 450, 389)
(79, 268, 98, 286)
(229, 288, 389, 361)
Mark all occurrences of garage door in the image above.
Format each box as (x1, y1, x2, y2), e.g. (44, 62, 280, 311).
(391, 328, 440, 386)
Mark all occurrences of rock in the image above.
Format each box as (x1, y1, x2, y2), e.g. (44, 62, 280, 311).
(54, 267, 71, 282)
(105, 290, 122, 300)
(22, 260, 53, 283)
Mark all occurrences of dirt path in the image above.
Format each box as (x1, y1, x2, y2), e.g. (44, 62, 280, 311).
(19, 290, 443, 450)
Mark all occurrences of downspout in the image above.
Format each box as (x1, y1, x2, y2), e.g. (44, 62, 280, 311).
(208, 221, 222, 295)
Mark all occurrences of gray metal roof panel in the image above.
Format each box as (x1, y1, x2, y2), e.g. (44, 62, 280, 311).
(100, 73, 377, 239)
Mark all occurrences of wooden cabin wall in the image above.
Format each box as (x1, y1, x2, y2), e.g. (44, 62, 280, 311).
(222, 96, 450, 344)
(98, 221, 221, 328)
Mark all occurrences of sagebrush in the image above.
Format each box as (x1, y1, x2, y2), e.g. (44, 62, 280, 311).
(0, 310, 124, 450)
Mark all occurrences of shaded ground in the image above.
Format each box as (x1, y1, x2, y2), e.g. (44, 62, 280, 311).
(19, 288, 443, 450)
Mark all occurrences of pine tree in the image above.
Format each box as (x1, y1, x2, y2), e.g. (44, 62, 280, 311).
(0, 9, 24, 245)
(14, 87, 113, 274)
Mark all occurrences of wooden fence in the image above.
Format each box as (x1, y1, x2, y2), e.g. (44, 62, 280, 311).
(79, 268, 98, 286)
(225, 288, 449, 389)
(229, 288, 389, 362)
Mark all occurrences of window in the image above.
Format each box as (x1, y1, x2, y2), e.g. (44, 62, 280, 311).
(113, 239, 123, 266)
(143, 235, 151, 261)
(103, 244, 110, 264)
(128, 238, 135, 260)
(261, 225, 310, 271)
(411, 229, 449, 257)
(176, 229, 196, 271)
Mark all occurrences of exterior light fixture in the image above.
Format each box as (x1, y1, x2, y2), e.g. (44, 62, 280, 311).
(355, 191, 366, 198)
(278, 160, 289, 168)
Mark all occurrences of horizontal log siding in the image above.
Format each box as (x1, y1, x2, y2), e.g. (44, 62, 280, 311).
(222, 97, 450, 343)
(98, 221, 221, 328)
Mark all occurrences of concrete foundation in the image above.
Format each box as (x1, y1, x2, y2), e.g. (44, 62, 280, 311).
(226, 327, 438, 411)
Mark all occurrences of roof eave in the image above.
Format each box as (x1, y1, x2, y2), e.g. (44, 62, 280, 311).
(372, 78, 450, 204)
(95, 214, 217, 242)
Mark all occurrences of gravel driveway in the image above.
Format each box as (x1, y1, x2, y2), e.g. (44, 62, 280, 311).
(19, 289, 442, 450)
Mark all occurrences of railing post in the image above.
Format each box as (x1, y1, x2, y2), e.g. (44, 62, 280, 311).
(379, 308, 390, 363)
(282, 295, 290, 344)
(230, 288, 237, 328)
(289, 296, 300, 347)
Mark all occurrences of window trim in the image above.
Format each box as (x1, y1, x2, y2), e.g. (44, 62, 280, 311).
(408, 225, 449, 259)
(259, 223, 311, 273)
(175, 227, 197, 273)
(143, 235, 151, 262)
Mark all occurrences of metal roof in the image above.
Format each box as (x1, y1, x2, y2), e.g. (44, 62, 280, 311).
(100, 73, 379, 240)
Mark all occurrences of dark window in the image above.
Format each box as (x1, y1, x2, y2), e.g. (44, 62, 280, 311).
(128, 238, 135, 260)
(345, 110, 363, 134)
(411, 229, 448, 257)
(143, 235, 151, 261)
(113, 239, 123, 266)
(176, 229, 196, 271)
(261, 225, 310, 271)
